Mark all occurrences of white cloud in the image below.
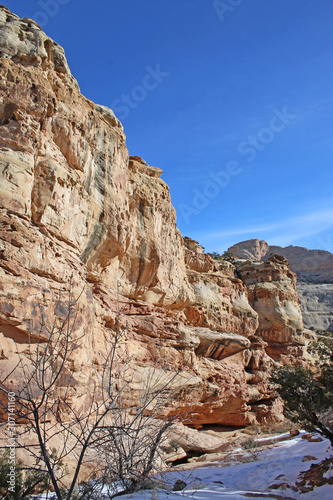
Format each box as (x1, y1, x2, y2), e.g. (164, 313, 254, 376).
(200, 207, 333, 251)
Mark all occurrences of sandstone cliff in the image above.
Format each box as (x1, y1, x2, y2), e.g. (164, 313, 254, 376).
(0, 7, 310, 440)
(229, 239, 333, 332)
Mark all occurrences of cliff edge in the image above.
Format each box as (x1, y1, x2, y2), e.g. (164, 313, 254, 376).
(0, 7, 312, 445)
(229, 239, 333, 332)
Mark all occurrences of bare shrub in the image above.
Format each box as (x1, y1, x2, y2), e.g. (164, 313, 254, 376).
(0, 280, 183, 499)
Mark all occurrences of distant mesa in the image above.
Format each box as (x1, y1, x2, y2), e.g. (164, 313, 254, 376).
(228, 238, 333, 284)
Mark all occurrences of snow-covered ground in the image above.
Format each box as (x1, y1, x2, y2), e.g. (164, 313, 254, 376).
(118, 431, 333, 499)
(38, 431, 333, 499)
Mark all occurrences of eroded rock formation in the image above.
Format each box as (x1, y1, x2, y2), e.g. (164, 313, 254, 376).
(0, 7, 311, 441)
(229, 239, 333, 332)
(234, 254, 307, 361)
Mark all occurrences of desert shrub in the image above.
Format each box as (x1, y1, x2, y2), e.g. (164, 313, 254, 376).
(271, 363, 333, 445)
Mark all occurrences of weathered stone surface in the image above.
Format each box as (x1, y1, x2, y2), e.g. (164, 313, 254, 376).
(183, 243, 259, 336)
(183, 237, 215, 273)
(234, 255, 305, 360)
(0, 8, 71, 75)
(266, 245, 333, 285)
(0, 12, 192, 308)
(0, 7, 310, 443)
(229, 239, 333, 332)
(229, 240, 333, 284)
(193, 327, 251, 360)
(297, 283, 333, 333)
(229, 239, 269, 262)
(167, 423, 228, 454)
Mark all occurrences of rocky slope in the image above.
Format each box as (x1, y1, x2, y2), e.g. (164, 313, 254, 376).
(0, 5, 312, 448)
(296, 284, 333, 333)
(229, 239, 333, 284)
(229, 240, 333, 332)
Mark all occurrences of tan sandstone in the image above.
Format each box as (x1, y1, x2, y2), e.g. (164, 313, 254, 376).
(0, 6, 311, 451)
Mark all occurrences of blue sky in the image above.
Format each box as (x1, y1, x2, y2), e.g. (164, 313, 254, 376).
(5, 0, 333, 253)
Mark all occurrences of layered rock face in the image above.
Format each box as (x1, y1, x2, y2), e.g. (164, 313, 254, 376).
(0, 7, 309, 433)
(234, 255, 306, 360)
(183, 238, 259, 336)
(228, 239, 269, 262)
(0, 8, 191, 308)
(297, 284, 333, 333)
(229, 239, 333, 284)
(229, 239, 333, 332)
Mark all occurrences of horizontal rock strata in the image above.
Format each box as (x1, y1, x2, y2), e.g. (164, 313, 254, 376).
(229, 239, 333, 332)
(0, 6, 311, 446)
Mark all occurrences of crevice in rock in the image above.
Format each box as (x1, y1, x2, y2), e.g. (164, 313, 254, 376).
(0, 323, 47, 344)
(0, 261, 20, 276)
(0, 101, 18, 125)
(29, 267, 65, 283)
(43, 39, 54, 65)
(168, 449, 204, 466)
